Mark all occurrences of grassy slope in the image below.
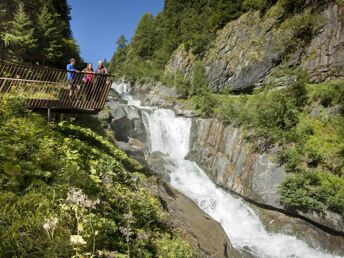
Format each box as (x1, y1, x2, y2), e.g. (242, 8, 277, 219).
(0, 98, 194, 257)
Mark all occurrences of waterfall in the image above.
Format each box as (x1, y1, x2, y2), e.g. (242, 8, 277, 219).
(142, 108, 340, 258)
(112, 82, 141, 106)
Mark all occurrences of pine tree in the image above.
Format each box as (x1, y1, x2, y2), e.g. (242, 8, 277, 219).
(36, 3, 63, 65)
(131, 13, 155, 58)
(116, 34, 128, 50)
(1, 2, 37, 61)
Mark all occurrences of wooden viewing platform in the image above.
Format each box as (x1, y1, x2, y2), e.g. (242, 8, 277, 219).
(0, 63, 114, 114)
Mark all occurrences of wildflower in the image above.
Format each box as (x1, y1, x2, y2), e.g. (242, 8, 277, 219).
(66, 188, 100, 209)
(43, 217, 58, 240)
(120, 226, 134, 242)
(137, 231, 149, 240)
(124, 212, 134, 221)
(70, 235, 87, 245)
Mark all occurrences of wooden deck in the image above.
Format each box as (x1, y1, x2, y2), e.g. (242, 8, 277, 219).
(0, 63, 114, 113)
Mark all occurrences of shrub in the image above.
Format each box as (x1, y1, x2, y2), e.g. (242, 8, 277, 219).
(0, 99, 195, 257)
(280, 170, 344, 216)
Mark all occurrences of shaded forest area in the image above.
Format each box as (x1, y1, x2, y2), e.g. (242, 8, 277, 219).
(0, 0, 83, 68)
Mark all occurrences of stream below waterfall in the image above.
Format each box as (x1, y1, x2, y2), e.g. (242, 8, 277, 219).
(112, 83, 342, 258)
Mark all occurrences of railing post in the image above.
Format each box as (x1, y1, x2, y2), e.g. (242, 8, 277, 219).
(47, 108, 51, 123)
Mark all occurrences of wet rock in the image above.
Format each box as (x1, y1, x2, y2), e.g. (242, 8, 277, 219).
(188, 118, 285, 209)
(102, 101, 147, 143)
(145, 152, 176, 182)
(144, 178, 241, 258)
(115, 139, 147, 166)
(298, 210, 344, 235)
(173, 104, 199, 118)
(106, 88, 123, 103)
(128, 81, 181, 108)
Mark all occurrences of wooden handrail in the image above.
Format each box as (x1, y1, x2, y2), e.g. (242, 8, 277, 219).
(0, 63, 114, 113)
(0, 62, 115, 77)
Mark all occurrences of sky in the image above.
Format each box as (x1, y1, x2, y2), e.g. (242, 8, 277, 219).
(67, 0, 164, 69)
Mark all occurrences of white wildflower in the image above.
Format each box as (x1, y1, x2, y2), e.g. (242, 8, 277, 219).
(66, 188, 100, 209)
(70, 235, 87, 245)
(43, 217, 58, 240)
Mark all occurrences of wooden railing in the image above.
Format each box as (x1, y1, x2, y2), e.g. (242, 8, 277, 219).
(0, 63, 114, 113)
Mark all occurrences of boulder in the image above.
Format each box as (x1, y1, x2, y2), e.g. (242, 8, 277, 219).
(103, 101, 147, 143)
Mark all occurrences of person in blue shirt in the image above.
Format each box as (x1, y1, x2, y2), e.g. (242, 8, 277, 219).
(66, 58, 79, 98)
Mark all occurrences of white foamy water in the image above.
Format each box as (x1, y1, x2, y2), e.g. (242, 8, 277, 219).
(112, 82, 141, 106)
(142, 108, 341, 258)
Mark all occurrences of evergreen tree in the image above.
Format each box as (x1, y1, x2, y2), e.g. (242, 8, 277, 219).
(1, 2, 37, 62)
(50, 0, 72, 37)
(131, 13, 155, 58)
(108, 35, 129, 75)
(36, 3, 63, 65)
(116, 34, 128, 50)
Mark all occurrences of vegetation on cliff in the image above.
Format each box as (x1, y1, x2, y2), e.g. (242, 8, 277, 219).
(108, 0, 344, 217)
(0, 98, 194, 257)
(108, 0, 337, 83)
(108, 0, 244, 80)
(0, 0, 82, 68)
(175, 69, 344, 217)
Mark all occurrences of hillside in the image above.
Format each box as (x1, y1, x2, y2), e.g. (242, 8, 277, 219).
(0, 98, 198, 257)
(108, 0, 344, 232)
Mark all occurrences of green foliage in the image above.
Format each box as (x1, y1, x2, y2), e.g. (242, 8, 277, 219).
(131, 13, 155, 59)
(157, 234, 194, 258)
(280, 170, 344, 216)
(308, 80, 344, 108)
(0, 98, 195, 257)
(0, 0, 82, 68)
(190, 62, 208, 97)
(243, 0, 335, 15)
(215, 68, 308, 143)
(1, 3, 37, 60)
(116, 34, 128, 49)
(109, 0, 245, 82)
(36, 3, 63, 66)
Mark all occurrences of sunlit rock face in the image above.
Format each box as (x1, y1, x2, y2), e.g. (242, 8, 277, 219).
(302, 4, 344, 82)
(188, 116, 344, 236)
(166, 3, 344, 91)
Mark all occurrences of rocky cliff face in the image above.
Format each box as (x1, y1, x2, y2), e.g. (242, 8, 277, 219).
(188, 118, 285, 209)
(187, 116, 344, 237)
(302, 3, 344, 82)
(166, 3, 344, 91)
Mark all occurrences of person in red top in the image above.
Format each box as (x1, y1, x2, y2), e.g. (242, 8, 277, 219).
(82, 63, 94, 100)
(96, 61, 108, 75)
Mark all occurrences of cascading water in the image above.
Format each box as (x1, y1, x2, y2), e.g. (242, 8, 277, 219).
(111, 84, 341, 258)
(142, 108, 341, 258)
(112, 82, 141, 106)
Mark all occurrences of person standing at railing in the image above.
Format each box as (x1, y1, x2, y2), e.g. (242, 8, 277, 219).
(96, 61, 108, 75)
(66, 58, 80, 98)
(94, 61, 108, 101)
(82, 63, 94, 101)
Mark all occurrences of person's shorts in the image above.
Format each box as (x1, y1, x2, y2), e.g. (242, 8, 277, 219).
(69, 79, 76, 90)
